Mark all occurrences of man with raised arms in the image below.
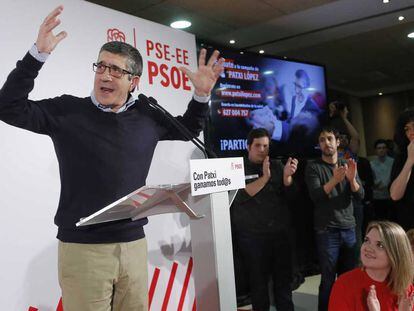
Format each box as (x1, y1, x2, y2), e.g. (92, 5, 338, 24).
(0, 5, 224, 311)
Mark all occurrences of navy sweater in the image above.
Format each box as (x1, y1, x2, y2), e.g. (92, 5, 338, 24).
(0, 52, 208, 243)
(231, 158, 296, 235)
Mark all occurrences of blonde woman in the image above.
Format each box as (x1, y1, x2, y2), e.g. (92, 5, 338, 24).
(329, 221, 414, 310)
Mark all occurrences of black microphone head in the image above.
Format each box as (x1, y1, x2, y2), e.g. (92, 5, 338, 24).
(148, 96, 158, 106)
(138, 93, 157, 110)
(138, 94, 158, 105)
(138, 93, 149, 102)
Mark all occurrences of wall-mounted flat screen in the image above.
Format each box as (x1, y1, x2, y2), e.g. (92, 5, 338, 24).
(205, 49, 327, 158)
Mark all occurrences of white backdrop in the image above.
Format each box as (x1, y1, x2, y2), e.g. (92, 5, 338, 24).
(0, 0, 201, 309)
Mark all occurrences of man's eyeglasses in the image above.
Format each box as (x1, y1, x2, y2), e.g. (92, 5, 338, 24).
(294, 82, 306, 90)
(92, 62, 133, 78)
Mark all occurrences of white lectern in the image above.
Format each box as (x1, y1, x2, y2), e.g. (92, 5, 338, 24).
(76, 183, 237, 310)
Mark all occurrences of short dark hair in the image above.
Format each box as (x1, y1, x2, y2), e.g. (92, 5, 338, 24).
(247, 128, 270, 146)
(99, 41, 143, 77)
(394, 108, 414, 153)
(295, 69, 310, 88)
(330, 100, 348, 112)
(374, 139, 388, 149)
(318, 125, 340, 139)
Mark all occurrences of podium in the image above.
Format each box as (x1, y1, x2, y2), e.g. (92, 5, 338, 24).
(77, 183, 237, 310)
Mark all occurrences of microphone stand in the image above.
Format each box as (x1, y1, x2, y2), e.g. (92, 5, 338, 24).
(138, 94, 217, 158)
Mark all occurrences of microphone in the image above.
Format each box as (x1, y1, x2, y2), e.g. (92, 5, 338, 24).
(138, 94, 217, 158)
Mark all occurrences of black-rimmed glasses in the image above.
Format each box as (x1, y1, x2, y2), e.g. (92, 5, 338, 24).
(294, 82, 306, 90)
(92, 62, 133, 78)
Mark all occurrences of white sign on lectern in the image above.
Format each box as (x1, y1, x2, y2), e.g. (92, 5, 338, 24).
(189, 157, 245, 196)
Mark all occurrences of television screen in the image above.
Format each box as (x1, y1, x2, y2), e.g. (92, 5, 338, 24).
(205, 49, 327, 158)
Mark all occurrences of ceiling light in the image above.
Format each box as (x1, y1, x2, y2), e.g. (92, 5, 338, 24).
(398, 16, 405, 21)
(379, 92, 383, 96)
(229, 39, 235, 44)
(170, 20, 191, 29)
(383, 0, 389, 3)
(259, 50, 264, 54)
(240, 51, 244, 54)
(408, 32, 414, 38)
(263, 70, 274, 75)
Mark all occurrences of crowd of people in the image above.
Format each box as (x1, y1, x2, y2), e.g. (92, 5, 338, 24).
(231, 104, 414, 310)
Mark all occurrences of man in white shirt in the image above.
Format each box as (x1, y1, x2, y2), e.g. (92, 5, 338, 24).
(370, 139, 395, 221)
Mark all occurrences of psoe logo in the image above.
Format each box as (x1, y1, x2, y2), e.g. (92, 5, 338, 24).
(107, 28, 126, 42)
(231, 162, 243, 170)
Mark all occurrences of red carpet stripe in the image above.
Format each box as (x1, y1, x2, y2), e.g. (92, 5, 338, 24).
(192, 298, 197, 311)
(148, 267, 161, 309)
(177, 257, 194, 311)
(161, 262, 179, 311)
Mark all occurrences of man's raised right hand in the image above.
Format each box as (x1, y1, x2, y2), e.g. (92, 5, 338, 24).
(35, 5, 67, 53)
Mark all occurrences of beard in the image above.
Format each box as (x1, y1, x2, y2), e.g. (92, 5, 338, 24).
(322, 147, 336, 157)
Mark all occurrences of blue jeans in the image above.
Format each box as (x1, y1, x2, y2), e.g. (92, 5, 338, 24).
(315, 227, 357, 311)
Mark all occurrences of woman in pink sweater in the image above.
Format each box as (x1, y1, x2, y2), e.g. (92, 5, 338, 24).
(329, 221, 414, 310)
